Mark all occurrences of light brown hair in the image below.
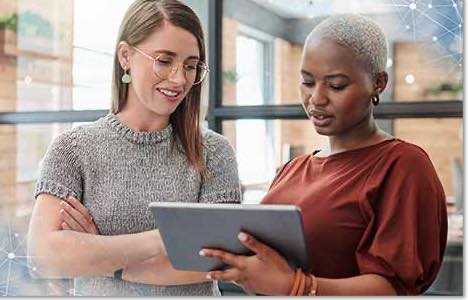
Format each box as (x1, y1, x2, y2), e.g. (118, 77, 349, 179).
(111, 0, 207, 172)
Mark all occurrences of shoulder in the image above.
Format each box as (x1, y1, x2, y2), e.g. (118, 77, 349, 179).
(281, 154, 311, 171)
(384, 139, 434, 168)
(74, 115, 110, 139)
(273, 154, 311, 182)
(47, 116, 110, 155)
(368, 139, 441, 188)
(201, 127, 236, 158)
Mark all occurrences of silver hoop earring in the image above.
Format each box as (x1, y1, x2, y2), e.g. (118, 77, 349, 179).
(121, 68, 132, 84)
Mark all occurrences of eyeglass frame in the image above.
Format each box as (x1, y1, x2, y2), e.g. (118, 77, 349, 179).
(131, 46, 209, 85)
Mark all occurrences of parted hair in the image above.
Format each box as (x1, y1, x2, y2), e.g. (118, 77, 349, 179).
(111, 0, 207, 173)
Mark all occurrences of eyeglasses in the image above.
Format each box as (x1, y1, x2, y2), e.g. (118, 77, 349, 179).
(132, 46, 209, 85)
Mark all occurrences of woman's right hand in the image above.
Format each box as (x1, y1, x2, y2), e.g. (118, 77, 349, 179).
(59, 196, 100, 234)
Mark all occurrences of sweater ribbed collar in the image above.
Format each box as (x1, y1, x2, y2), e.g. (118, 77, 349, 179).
(105, 113, 173, 144)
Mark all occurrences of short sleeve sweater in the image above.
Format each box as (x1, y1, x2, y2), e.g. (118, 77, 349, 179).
(34, 113, 241, 296)
(262, 139, 447, 295)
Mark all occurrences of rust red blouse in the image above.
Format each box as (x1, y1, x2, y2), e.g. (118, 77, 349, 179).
(261, 139, 447, 295)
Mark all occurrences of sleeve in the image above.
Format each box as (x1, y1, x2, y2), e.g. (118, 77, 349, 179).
(34, 130, 83, 201)
(356, 146, 448, 295)
(198, 130, 241, 204)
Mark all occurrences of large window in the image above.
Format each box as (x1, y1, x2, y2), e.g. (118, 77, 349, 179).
(0, 0, 132, 296)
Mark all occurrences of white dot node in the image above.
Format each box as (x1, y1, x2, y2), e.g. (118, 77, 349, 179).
(405, 74, 416, 84)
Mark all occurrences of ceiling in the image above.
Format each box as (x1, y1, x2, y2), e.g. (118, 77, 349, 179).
(251, 0, 398, 19)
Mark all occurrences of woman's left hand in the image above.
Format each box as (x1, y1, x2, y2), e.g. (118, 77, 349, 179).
(59, 196, 100, 234)
(200, 232, 295, 296)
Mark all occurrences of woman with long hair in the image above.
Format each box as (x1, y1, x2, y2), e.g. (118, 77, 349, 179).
(27, 0, 240, 296)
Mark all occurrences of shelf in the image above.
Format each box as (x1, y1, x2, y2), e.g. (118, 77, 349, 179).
(0, 29, 63, 60)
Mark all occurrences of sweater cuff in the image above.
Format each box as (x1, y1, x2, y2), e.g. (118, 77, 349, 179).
(34, 180, 80, 201)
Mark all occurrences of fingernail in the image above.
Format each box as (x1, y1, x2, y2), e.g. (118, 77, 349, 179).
(199, 250, 205, 256)
(238, 232, 248, 242)
(60, 201, 65, 206)
(60, 209, 64, 214)
(206, 273, 212, 279)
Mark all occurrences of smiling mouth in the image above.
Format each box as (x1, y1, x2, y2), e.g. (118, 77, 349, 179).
(157, 88, 182, 98)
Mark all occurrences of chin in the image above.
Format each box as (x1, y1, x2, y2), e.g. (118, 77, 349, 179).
(313, 126, 335, 136)
(149, 103, 181, 116)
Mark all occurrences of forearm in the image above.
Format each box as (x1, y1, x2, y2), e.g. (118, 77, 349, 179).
(122, 255, 208, 285)
(312, 274, 396, 296)
(28, 229, 162, 279)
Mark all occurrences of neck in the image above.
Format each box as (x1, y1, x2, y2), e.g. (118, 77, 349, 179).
(327, 114, 386, 155)
(116, 90, 169, 132)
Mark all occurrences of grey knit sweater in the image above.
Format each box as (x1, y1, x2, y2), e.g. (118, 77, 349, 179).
(33, 113, 241, 296)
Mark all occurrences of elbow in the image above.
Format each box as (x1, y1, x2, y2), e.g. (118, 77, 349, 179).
(27, 256, 47, 279)
(27, 233, 64, 279)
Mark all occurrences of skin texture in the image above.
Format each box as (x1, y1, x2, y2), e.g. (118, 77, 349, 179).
(28, 23, 208, 285)
(198, 36, 397, 296)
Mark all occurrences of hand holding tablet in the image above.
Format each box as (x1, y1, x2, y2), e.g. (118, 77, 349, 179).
(149, 202, 310, 272)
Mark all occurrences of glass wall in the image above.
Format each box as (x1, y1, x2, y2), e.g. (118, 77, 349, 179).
(0, 0, 133, 295)
(222, 0, 463, 106)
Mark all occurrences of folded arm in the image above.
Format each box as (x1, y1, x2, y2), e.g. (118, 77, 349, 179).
(48, 195, 209, 285)
(27, 193, 163, 279)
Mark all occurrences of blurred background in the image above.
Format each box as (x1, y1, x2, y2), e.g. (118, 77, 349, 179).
(0, 0, 463, 296)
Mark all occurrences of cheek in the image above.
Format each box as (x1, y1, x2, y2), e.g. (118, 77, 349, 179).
(182, 85, 194, 98)
(299, 85, 310, 104)
(333, 90, 370, 116)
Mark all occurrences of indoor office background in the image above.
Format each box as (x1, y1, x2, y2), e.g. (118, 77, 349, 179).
(0, 0, 463, 296)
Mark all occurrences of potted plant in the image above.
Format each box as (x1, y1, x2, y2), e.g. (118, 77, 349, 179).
(0, 13, 18, 55)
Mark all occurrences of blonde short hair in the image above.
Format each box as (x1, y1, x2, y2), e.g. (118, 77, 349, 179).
(308, 14, 388, 75)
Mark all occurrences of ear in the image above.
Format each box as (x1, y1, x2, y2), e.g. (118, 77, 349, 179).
(373, 71, 389, 95)
(117, 41, 133, 70)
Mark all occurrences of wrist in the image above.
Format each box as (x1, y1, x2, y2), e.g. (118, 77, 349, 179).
(142, 230, 162, 257)
(282, 269, 296, 295)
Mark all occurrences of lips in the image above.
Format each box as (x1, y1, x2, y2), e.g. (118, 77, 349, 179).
(156, 87, 183, 102)
(310, 110, 334, 127)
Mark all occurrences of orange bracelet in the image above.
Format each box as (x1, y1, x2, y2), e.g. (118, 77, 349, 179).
(308, 274, 318, 296)
(296, 270, 306, 296)
(289, 268, 302, 296)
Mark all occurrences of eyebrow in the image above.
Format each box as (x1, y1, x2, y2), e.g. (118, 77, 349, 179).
(301, 70, 349, 81)
(152, 50, 200, 60)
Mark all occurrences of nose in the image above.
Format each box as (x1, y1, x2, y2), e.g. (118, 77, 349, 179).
(167, 63, 187, 85)
(309, 82, 328, 107)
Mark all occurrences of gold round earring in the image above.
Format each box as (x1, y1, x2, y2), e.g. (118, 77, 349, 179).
(121, 68, 132, 84)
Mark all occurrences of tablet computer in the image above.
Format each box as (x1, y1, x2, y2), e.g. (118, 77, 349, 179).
(149, 202, 310, 272)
